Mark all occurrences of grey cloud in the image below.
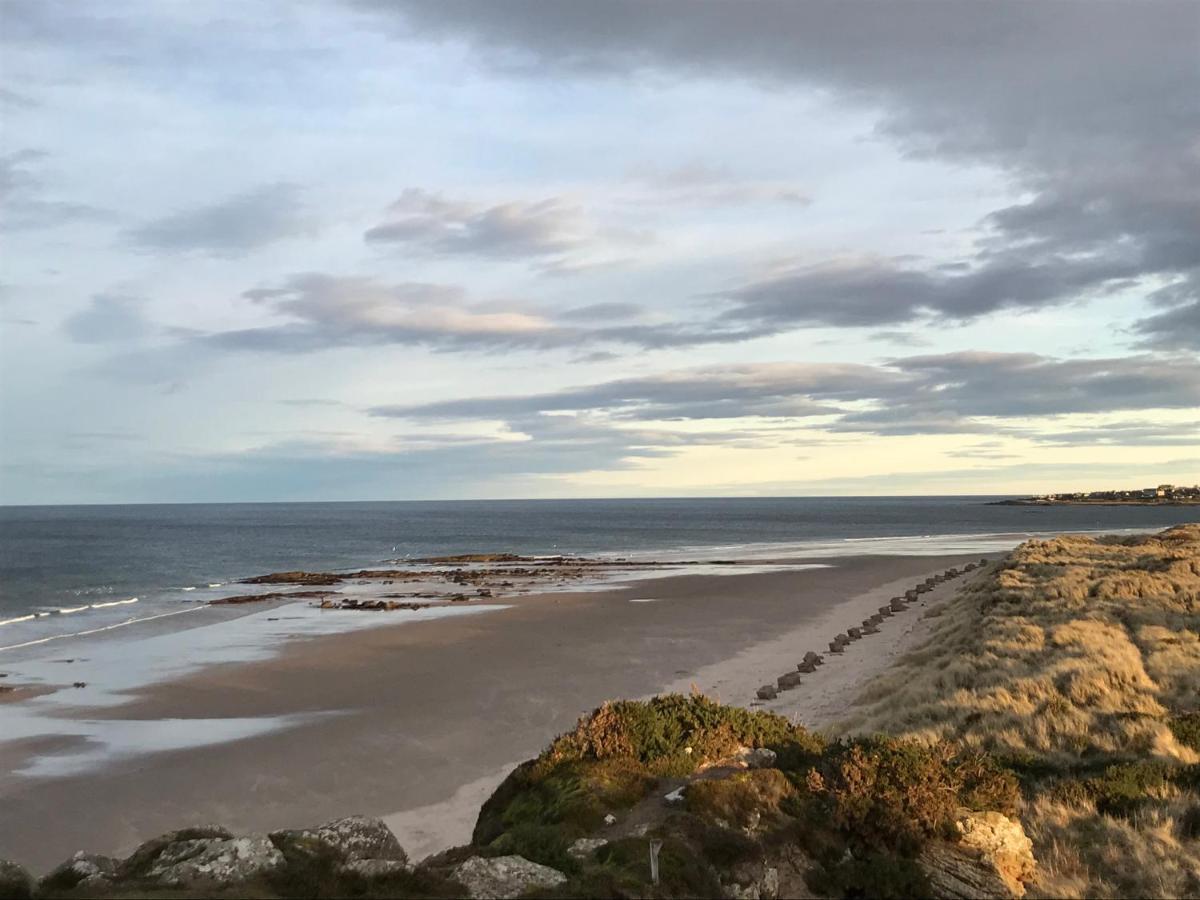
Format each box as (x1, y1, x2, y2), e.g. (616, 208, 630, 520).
(189, 273, 761, 357)
(208, 272, 571, 354)
(1133, 296, 1200, 351)
(0, 87, 37, 108)
(61, 294, 152, 344)
(354, 1, 1200, 343)
(371, 363, 903, 421)
(559, 302, 643, 322)
(626, 162, 811, 208)
(371, 352, 1200, 442)
(126, 183, 313, 257)
(364, 189, 590, 260)
(0, 149, 110, 230)
(723, 251, 1141, 329)
(1025, 422, 1200, 448)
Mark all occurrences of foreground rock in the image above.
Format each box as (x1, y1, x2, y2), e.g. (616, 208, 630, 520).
(32, 816, 415, 897)
(269, 814, 408, 874)
(919, 810, 1037, 899)
(451, 855, 568, 899)
(138, 834, 285, 889)
(37, 852, 117, 893)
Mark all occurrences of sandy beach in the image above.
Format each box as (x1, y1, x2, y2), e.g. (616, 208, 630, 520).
(0, 552, 987, 872)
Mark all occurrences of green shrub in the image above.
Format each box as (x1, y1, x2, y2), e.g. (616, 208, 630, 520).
(474, 757, 656, 847)
(1169, 712, 1200, 752)
(685, 769, 795, 830)
(486, 822, 579, 874)
(803, 737, 1018, 855)
(540, 694, 821, 777)
(1179, 804, 1200, 840)
(952, 751, 1022, 815)
(592, 836, 724, 899)
(1088, 760, 1173, 817)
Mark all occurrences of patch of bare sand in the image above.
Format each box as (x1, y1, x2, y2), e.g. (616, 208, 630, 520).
(661, 566, 989, 731)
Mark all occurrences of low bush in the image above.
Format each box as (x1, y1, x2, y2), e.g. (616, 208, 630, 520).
(685, 769, 795, 830)
(800, 736, 1020, 855)
(539, 694, 822, 777)
(473, 756, 655, 846)
(1169, 711, 1200, 752)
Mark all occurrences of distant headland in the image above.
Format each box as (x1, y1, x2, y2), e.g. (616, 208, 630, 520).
(992, 483, 1200, 506)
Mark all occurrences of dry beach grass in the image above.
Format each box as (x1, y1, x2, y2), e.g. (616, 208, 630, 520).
(840, 524, 1200, 898)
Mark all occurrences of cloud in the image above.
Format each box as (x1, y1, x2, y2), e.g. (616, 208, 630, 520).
(352, 1, 1200, 343)
(1024, 422, 1200, 448)
(364, 188, 592, 260)
(1133, 286, 1200, 350)
(625, 161, 811, 208)
(0, 149, 110, 230)
(61, 294, 153, 343)
(370, 362, 884, 422)
(173, 272, 762, 358)
(722, 250, 1141, 329)
(208, 272, 565, 353)
(371, 352, 1200, 441)
(125, 183, 313, 256)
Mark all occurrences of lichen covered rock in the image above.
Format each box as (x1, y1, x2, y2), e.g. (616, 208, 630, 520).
(141, 834, 285, 888)
(270, 814, 407, 868)
(451, 854, 568, 899)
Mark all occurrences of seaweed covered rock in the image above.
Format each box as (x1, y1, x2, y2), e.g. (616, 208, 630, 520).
(451, 855, 567, 899)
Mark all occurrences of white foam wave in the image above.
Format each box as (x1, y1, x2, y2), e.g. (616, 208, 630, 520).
(0, 606, 202, 653)
(90, 597, 138, 609)
(0, 614, 38, 627)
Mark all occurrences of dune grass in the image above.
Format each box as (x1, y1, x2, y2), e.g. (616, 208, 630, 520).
(840, 524, 1200, 898)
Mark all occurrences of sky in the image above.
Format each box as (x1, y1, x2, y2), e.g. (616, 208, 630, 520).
(0, 0, 1198, 504)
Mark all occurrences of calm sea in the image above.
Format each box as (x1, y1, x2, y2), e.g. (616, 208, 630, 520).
(1, 497, 1196, 648)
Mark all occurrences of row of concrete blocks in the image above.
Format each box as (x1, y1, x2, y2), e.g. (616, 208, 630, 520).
(754, 559, 989, 701)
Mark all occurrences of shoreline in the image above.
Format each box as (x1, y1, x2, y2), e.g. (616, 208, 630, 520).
(0, 552, 990, 872)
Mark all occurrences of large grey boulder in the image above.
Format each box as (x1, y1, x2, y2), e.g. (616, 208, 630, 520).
(118, 825, 234, 879)
(270, 815, 407, 868)
(37, 851, 117, 893)
(0, 860, 33, 900)
(141, 834, 286, 888)
(452, 854, 568, 899)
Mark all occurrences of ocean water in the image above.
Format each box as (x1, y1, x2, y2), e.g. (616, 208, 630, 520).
(1, 497, 1197, 651)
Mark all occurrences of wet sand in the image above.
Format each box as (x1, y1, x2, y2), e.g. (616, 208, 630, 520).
(0, 553, 983, 871)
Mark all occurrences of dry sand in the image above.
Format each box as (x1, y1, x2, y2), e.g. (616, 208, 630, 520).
(0, 553, 988, 871)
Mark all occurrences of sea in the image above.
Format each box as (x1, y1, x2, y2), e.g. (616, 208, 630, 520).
(2, 496, 1197, 654)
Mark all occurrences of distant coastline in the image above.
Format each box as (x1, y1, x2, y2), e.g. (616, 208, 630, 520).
(992, 482, 1200, 506)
